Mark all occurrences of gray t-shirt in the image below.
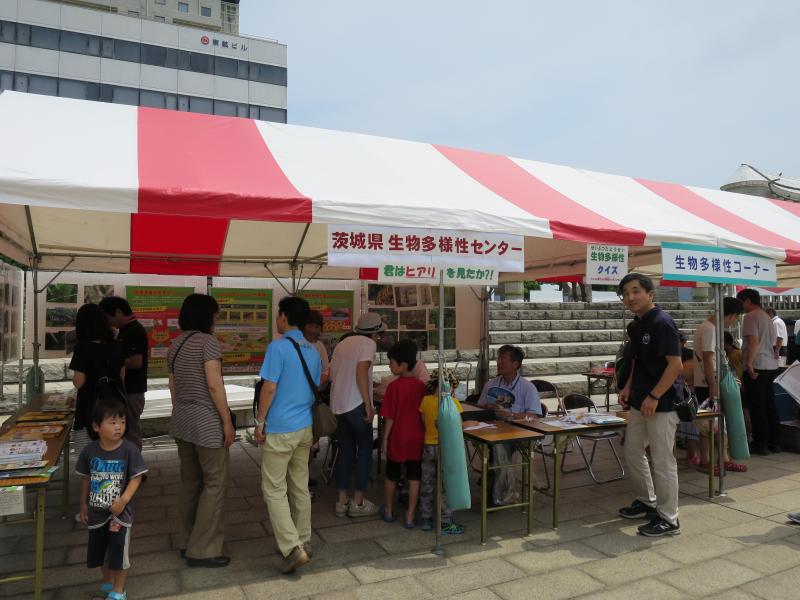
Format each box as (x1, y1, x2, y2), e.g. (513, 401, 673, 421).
(76, 439, 147, 529)
(742, 308, 778, 370)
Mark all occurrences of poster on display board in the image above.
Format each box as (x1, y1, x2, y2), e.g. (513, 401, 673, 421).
(209, 288, 272, 374)
(298, 290, 354, 356)
(126, 286, 193, 377)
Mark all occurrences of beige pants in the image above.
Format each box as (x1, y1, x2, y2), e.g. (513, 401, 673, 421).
(175, 438, 229, 559)
(261, 426, 313, 557)
(624, 408, 680, 526)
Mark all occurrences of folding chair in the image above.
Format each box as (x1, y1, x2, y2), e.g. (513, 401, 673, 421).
(531, 379, 563, 414)
(320, 435, 339, 485)
(560, 393, 625, 483)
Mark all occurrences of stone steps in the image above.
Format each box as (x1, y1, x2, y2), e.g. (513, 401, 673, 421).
(490, 327, 697, 345)
(489, 341, 619, 359)
(489, 317, 705, 332)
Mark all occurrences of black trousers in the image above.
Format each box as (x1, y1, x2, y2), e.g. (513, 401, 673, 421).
(743, 368, 780, 448)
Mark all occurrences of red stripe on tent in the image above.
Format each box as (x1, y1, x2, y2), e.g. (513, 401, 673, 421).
(638, 179, 800, 264)
(537, 275, 584, 283)
(659, 279, 696, 288)
(137, 108, 311, 222)
(435, 146, 646, 246)
(768, 199, 800, 263)
(130, 214, 228, 276)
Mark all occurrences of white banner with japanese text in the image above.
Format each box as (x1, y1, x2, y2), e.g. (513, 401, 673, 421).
(377, 263, 499, 287)
(327, 225, 524, 272)
(661, 242, 777, 286)
(585, 244, 628, 285)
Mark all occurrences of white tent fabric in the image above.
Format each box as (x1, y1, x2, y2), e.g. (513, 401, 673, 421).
(1, 91, 799, 280)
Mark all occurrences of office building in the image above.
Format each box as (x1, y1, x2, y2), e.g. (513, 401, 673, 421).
(0, 0, 286, 122)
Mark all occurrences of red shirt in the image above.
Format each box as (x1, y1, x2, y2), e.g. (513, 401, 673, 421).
(379, 376, 426, 462)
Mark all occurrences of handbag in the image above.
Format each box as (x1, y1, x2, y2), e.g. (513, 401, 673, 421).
(285, 337, 338, 439)
(673, 384, 698, 423)
(171, 332, 237, 430)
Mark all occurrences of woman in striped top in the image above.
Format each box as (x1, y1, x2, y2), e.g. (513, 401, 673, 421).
(168, 294, 234, 569)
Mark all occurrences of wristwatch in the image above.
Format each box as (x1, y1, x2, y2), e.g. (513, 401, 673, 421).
(254, 418, 264, 428)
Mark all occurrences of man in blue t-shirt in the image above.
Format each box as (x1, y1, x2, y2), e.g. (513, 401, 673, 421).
(254, 296, 321, 575)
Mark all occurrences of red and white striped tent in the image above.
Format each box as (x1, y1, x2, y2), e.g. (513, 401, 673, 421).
(1, 91, 800, 283)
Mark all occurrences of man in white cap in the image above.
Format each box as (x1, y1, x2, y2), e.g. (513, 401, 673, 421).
(329, 313, 386, 517)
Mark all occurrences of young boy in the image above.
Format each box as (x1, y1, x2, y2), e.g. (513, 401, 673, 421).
(379, 339, 426, 528)
(418, 368, 465, 534)
(77, 398, 147, 600)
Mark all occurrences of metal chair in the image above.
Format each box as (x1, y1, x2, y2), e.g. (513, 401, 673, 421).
(320, 435, 339, 485)
(531, 379, 563, 414)
(560, 393, 625, 484)
(532, 401, 557, 491)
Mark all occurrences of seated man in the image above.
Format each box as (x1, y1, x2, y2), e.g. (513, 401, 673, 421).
(477, 345, 541, 504)
(478, 345, 542, 418)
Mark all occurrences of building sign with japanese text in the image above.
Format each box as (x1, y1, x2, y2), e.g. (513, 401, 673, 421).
(586, 244, 628, 285)
(378, 264, 499, 286)
(327, 225, 524, 272)
(200, 35, 248, 52)
(661, 243, 777, 286)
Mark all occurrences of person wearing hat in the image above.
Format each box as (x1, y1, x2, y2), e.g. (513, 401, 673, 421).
(329, 313, 386, 518)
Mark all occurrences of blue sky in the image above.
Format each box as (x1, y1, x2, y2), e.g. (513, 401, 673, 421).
(240, 1, 800, 189)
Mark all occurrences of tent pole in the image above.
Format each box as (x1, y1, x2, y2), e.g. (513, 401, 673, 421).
(477, 286, 491, 393)
(24, 206, 42, 394)
(432, 273, 445, 556)
(714, 284, 726, 495)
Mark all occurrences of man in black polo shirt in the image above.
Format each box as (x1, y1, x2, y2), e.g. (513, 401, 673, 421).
(617, 274, 684, 537)
(100, 296, 149, 449)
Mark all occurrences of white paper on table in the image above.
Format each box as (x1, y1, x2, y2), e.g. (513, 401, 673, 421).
(463, 422, 497, 431)
(544, 418, 589, 429)
(775, 361, 800, 405)
(0, 486, 25, 516)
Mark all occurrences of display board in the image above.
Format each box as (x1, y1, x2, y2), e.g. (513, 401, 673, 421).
(126, 286, 193, 377)
(209, 287, 272, 374)
(298, 290, 354, 357)
(368, 284, 456, 352)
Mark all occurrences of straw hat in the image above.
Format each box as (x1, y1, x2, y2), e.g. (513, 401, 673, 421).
(354, 312, 387, 334)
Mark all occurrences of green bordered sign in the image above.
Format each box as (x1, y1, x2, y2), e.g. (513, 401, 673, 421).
(661, 242, 777, 287)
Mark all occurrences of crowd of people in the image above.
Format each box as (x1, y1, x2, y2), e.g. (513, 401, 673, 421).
(67, 278, 798, 595)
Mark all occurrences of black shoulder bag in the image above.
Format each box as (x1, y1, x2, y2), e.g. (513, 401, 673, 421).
(285, 337, 337, 439)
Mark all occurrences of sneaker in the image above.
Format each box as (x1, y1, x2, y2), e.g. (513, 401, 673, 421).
(441, 522, 465, 536)
(638, 516, 680, 537)
(279, 545, 310, 574)
(335, 500, 350, 518)
(787, 511, 800, 525)
(348, 498, 379, 518)
(421, 518, 433, 531)
(303, 542, 313, 558)
(618, 500, 658, 520)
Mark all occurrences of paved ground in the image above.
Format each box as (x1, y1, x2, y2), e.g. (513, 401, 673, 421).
(2, 431, 800, 600)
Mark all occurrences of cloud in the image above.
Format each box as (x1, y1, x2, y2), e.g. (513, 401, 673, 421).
(240, 1, 800, 188)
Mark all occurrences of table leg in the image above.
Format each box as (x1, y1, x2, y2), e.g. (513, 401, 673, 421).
(586, 376, 592, 397)
(552, 434, 563, 529)
(480, 443, 488, 544)
(62, 428, 70, 517)
(605, 384, 610, 412)
(527, 440, 535, 535)
(708, 419, 715, 498)
(34, 487, 46, 600)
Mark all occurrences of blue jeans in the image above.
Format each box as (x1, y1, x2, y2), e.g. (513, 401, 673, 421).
(335, 404, 373, 492)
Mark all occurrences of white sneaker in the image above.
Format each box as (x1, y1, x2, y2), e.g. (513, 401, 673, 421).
(335, 500, 350, 517)
(788, 511, 800, 525)
(348, 498, 379, 518)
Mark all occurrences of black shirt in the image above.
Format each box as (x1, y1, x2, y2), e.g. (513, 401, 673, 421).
(118, 319, 149, 394)
(69, 340, 125, 430)
(626, 306, 683, 412)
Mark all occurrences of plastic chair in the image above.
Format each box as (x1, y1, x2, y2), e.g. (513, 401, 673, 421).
(560, 393, 625, 484)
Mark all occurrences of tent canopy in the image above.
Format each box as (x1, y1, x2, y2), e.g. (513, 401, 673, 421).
(1, 91, 800, 281)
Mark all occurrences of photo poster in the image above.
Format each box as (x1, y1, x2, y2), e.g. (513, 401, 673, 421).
(126, 286, 193, 377)
(210, 288, 272, 374)
(298, 290, 354, 357)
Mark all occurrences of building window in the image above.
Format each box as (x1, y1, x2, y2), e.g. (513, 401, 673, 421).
(155, 0, 166, 5)
(30, 26, 60, 50)
(189, 52, 213, 74)
(154, 16, 165, 22)
(259, 106, 287, 123)
(0, 21, 14, 44)
(0, 71, 13, 92)
(141, 44, 167, 67)
(15, 24, 30, 45)
(128, 11, 139, 17)
(28, 74, 58, 96)
(213, 99, 236, 116)
(201, 6, 212, 17)
(60, 31, 100, 56)
(249, 63, 288, 86)
(140, 89, 167, 109)
(178, 2, 189, 13)
(113, 39, 141, 62)
(189, 96, 213, 114)
(214, 56, 238, 78)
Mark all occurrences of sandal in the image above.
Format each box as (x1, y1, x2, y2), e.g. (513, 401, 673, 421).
(91, 583, 113, 599)
(403, 519, 417, 529)
(107, 592, 127, 600)
(725, 461, 748, 472)
(378, 505, 396, 523)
